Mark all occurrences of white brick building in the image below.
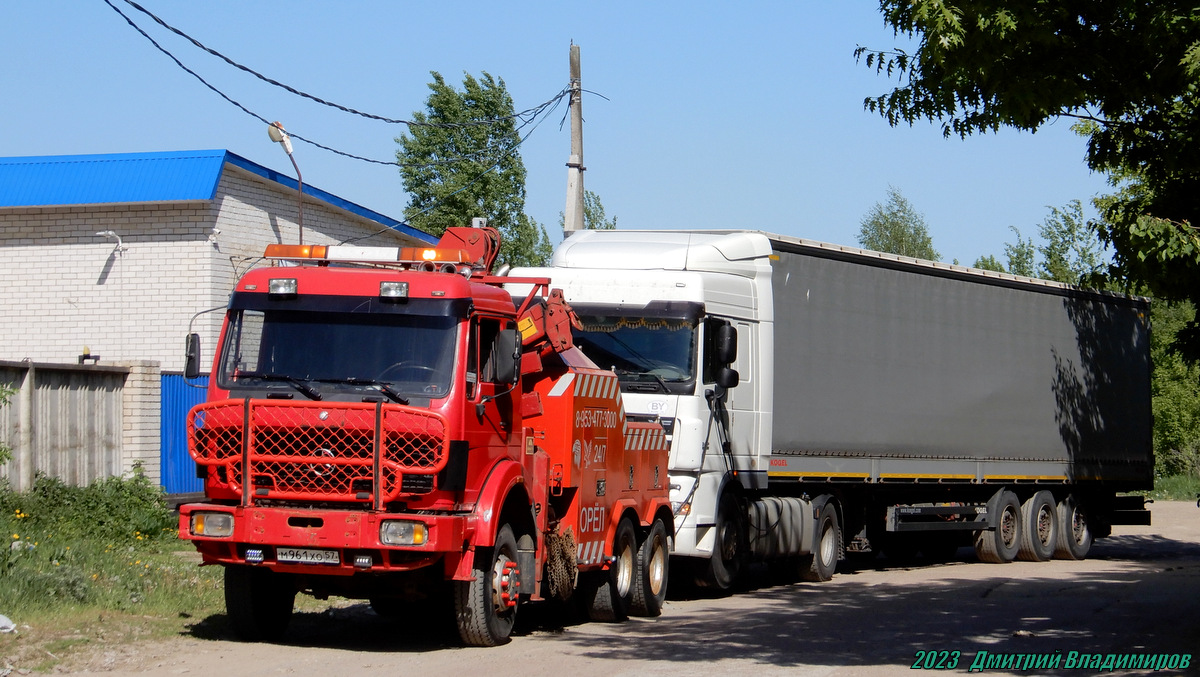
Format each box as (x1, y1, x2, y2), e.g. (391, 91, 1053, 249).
(0, 150, 433, 490)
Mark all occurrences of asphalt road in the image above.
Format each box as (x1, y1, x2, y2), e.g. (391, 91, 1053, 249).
(60, 500, 1200, 676)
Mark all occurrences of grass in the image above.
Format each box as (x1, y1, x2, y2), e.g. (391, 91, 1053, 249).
(1146, 473, 1200, 501)
(0, 471, 224, 672)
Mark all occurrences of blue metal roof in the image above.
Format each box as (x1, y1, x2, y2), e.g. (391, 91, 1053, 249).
(0, 150, 226, 206)
(0, 149, 435, 244)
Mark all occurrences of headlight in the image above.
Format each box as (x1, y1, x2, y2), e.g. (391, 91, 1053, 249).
(380, 520, 427, 546)
(190, 511, 234, 537)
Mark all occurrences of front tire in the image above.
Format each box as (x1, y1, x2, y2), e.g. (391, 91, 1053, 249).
(224, 565, 296, 642)
(631, 519, 669, 616)
(801, 501, 839, 582)
(454, 524, 520, 646)
(696, 491, 746, 590)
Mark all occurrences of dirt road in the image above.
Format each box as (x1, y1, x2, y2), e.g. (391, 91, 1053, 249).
(58, 501, 1200, 676)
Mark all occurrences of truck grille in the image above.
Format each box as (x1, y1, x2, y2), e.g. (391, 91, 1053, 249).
(188, 399, 448, 504)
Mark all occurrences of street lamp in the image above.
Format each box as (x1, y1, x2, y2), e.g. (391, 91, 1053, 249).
(268, 121, 304, 244)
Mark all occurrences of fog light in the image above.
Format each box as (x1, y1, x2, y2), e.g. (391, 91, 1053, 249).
(354, 554, 373, 569)
(190, 511, 234, 537)
(245, 549, 264, 564)
(380, 520, 427, 546)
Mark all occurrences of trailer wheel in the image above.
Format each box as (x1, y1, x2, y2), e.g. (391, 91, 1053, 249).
(697, 491, 746, 590)
(631, 519, 669, 616)
(974, 490, 1021, 563)
(1054, 495, 1092, 560)
(587, 518, 637, 622)
(224, 565, 295, 642)
(454, 524, 520, 646)
(1017, 491, 1058, 561)
(801, 501, 839, 582)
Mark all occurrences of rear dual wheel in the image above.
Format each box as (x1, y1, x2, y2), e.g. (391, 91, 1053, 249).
(586, 518, 638, 622)
(974, 490, 1022, 563)
(631, 519, 669, 616)
(1017, 490, 1058, 562)
(1054, 495, 1092, 560)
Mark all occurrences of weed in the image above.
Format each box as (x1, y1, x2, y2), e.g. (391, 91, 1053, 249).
(0, 471, 222, 623)
(1148, 473, 1200, 501)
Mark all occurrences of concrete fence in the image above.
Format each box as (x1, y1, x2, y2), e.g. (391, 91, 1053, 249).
(0, 359, 160, 492)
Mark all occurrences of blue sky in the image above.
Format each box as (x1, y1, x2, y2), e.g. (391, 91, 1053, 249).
(2, 1, 1110, 265)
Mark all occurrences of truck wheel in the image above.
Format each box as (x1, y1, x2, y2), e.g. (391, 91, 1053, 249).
(1054, 495, 1092, 560)
(974, 490, 1021, 563)
(1017, 491, 1058, 562)
(697, 491, 746, 590)
(587, 518, 637, 622)
(454, 524, 520, 646)
(224, 565, 295, 642)
(631, 519, 669, 616)
(801, 501, 839, 582)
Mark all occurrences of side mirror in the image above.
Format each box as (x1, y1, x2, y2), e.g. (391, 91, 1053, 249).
(715, 323, 738, 366)
(493, 327, 521, 385)
(716, 366, 739, 390)
(184, 333, 202, 379)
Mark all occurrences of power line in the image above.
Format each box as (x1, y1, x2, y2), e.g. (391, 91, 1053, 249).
(117, 0, 566, 131)
(100, 0, 573, 244)
(101, 0, 570, 167)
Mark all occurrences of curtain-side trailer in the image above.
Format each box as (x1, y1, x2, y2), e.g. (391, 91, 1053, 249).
(513, 229, 1152, 589)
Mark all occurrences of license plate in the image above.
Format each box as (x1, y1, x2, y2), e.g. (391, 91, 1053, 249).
(276, 547, 339, 565)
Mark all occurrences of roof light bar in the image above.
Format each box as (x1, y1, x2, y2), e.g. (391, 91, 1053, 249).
(263, 244, 471, 267)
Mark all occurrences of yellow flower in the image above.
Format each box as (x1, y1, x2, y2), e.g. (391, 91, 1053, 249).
(11, 534, 17, 539)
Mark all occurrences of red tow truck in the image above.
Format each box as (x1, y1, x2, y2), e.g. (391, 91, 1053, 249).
(178, 221, 672, 646)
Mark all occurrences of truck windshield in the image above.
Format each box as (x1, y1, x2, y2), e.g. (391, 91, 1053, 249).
(573, 313, 697, 394)
(217, 308, 457, 398)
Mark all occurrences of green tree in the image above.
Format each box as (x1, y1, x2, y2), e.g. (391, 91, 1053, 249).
(1037, 200, 1103, 284)
(972, 254, 1005, 273)
(1150, 300, 1200, 478)
(1003, 227, 1036, 278)
(559, 190, 618, 231)
(858, 1, 1200, 359)
(396, 71, 552, 267)
(976, 203, 1103, 283)
(858, 186, 941, 260)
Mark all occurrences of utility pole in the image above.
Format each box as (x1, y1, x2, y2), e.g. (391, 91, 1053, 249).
(563, 43, 585, 238)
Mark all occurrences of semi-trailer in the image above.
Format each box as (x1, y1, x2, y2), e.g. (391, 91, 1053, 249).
(513, 229, 1152, 588)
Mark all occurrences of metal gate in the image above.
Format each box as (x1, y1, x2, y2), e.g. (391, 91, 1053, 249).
(160, 373, 207, 494)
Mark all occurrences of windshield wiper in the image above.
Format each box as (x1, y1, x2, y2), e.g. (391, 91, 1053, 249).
(245, 373, 323, 401)
(614, 369, 669, 393)
(320, 377, 410, 405)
